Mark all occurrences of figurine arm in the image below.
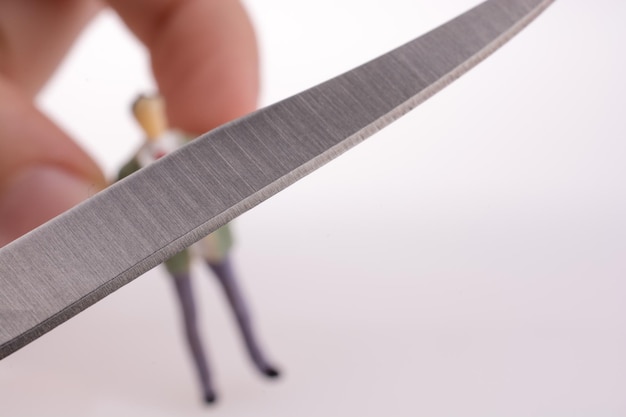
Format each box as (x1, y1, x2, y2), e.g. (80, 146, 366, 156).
(117, 156, 142, 181)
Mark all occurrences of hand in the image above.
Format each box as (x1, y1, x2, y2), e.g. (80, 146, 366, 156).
(0, 0, 259, 246)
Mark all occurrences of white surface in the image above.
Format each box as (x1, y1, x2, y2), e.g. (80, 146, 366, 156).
(1, 0, 626, 416)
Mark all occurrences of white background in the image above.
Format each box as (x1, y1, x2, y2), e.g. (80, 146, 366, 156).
(1, 0, 625, 416)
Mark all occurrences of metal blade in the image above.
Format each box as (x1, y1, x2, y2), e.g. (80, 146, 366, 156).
(0, 0, 553, 359)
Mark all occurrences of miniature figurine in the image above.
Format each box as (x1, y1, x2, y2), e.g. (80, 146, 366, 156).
(118, 94, 280, 404)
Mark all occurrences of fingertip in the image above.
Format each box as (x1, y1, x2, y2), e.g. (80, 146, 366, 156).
(0, 165, 101, 246)
(0, 78, 105, 245)
(108, 0, 259, 133)
(152, 0, 259, 131)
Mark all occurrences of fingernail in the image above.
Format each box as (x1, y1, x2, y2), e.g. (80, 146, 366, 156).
(0, 166, 99, 246)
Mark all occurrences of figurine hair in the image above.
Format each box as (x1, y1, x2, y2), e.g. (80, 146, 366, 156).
(131, 93, 161, 116)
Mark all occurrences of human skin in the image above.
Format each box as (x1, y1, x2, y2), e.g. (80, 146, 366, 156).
(0, 0, 259, 246)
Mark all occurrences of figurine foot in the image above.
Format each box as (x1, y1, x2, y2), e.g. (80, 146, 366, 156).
(204, 391, 218, 404)
(260, 365, 281, 379)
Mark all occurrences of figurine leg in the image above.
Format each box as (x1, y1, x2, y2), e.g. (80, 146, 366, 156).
(171, 273, 218, 403)
(207, 258, 280, 378)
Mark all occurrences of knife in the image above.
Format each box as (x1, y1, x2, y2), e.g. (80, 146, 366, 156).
(0, 0, 553, 359)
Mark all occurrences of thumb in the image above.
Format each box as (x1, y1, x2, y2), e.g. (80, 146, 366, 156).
(0, 78, 106, 246)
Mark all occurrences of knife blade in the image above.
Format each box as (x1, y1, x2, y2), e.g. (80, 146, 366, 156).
(0, 0, 553, 359)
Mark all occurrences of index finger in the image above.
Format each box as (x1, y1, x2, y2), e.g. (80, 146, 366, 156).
(106, 0, 259, 133)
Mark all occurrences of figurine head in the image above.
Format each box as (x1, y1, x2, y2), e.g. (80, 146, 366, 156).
(132, 94, 168, 141)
